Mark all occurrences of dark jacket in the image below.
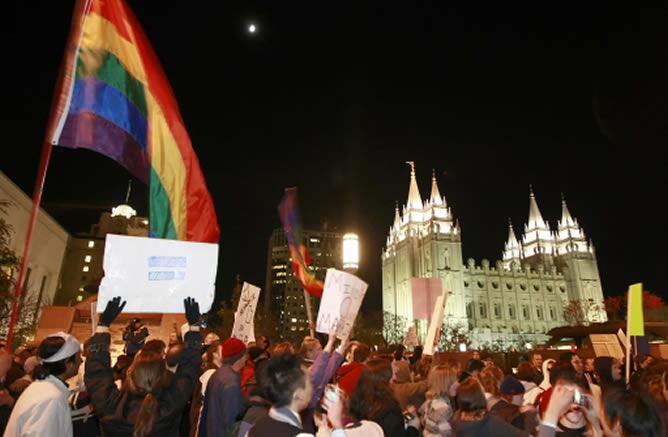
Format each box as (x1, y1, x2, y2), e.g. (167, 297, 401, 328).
(248, 415, 303, 437)
(198, 365, 246, 436)
(452, 413, 529, 437)
(85, 330, 201, 437)
(372, 404, 409, 437)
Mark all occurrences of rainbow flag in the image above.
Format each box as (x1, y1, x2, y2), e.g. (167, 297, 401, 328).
(46, 0, 219, 242)
(278, 188, 324, 298)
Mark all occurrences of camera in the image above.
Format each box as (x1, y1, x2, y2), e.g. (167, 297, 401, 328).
(573, 388, 587, 406)
(324, 384, 341, 403)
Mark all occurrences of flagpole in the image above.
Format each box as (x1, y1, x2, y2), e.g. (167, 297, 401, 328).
(625, 286, 631, 385)
(303, 289, 315, 337)
(6, 141, 54, 350)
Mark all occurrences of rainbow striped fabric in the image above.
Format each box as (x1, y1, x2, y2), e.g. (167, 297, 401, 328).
(46, 0, 219, 242)
(278, 188, 324, 298)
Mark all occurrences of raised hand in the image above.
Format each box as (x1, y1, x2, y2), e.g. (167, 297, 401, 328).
(183, 297, 201, 326)
(99, 296, 126, 326)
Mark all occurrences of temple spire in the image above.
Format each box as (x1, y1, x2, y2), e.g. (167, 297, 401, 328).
(405, 161, 423, 210)
(429, 169, 444, 206)
(527, 185, 546, 229)
(393, 201, 401, 228)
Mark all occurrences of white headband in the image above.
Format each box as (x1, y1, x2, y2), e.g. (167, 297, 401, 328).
(41, 332, 81, 363)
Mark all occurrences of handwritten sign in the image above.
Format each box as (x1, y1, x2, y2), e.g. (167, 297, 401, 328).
(231, 282, 261, 343)
(316, 269, 368, 340)
(98, 234, 218, 313)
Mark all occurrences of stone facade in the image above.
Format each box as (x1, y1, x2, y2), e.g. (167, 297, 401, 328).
(382, 164, 606, 348)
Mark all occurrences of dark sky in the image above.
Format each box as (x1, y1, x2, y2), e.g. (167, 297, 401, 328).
(6, 2, 667, 310)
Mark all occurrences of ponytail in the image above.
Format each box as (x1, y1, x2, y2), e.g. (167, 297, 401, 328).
(134, 392, 159, 437)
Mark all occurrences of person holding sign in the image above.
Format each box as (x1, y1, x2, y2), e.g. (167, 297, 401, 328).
(85, 296, 203, 437)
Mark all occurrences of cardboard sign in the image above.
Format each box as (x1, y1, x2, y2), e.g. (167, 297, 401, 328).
(316, 269, 368, 340)
(411, 278, 443, 320)
(98, 234, 218, 313)
(231, 282, 261, 343)
(590, 334, 624, 360)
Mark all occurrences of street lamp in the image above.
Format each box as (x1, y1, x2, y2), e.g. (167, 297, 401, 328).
(342, 233, 359, 272)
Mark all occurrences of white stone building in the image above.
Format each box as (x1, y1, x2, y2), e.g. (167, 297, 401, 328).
(0, 171, 69, 327)
(382, 164, 607, 348)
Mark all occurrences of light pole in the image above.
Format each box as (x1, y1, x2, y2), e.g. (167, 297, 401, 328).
(342, 233, 359, 273)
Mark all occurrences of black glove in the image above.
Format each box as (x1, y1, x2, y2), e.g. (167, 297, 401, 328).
(100, 296, 126, 326)
(184, 297, 201, 326)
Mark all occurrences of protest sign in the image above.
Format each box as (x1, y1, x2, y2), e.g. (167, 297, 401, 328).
(423, 291, 448, 356)
(404, 326, 419, 346)
(316, 268, 368, 340)
(98, 234, 218, 313)
(411, 278, 443, 320)
(231, 282, 261, 343)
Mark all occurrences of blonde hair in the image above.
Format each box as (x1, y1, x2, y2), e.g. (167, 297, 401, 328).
(478, 367, 504, 396)
(426, 364, 457, 399)
(127, 350, 167, 437)
(299, 336, 321, 360)
(272, 341, 295, 356)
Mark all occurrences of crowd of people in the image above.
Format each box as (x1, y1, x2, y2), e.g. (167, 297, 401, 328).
(1, 296, 667, 436)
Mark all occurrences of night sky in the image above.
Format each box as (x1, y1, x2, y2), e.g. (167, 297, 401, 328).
(6, 2, 667, 310)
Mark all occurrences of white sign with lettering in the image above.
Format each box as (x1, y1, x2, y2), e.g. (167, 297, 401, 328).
(231, 282, 261, 343)
(316, 269, 368, 340)
(98, 234, 218, 313)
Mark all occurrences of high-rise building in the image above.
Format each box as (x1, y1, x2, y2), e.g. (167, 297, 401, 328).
(54, 203, 148, 306)
(382, 164, 606, 348)
(264, 227, 343, 341)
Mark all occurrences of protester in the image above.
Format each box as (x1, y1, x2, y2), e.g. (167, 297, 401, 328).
(8, 356, 39, 398)
(198, 337, 247, 436)
(529, 350, 544, 385)
(0, 351, 15, 434)
(451, 377, 526, 437)
(593, 356, 623, 392)
(336, 342, 370, 398)
(4, 332, 82, 436)
(418, 364, 457, 437)
(86, 296, 202, 437)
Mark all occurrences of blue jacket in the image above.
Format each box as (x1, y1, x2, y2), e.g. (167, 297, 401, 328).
(198, 365, 246, 437)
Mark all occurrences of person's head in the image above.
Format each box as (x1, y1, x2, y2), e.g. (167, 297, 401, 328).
(204, 340, 223, 368)
(349, 358, 397, 420)
(257, 335, 271, 351)
(33, 332, 82, 381)
(247, 346, 268, 364)
(0, 350, 13, 378)
(346, 342, 370, 364)
(168, 332, 180, 347)
(142, 339, 166, 356)
(222, 338, 247, 372)
(426, 364, 457, 399)
(130, 318, 142, 330)
(113, 355, 132, 382)
(480, 353, 495, 368)
(635, 354, 653, 370)
(559, 352, 583, 375)
(549, 363, 578, 386)
(602, 386, 663, 437)
(393, 345, 406, 361)
(594, 356, 623, 386)
(583, 357, 595, 373)
(23, 355, 40, 377)
(165, 343, 183, 373)
(529, 350, 543, 369)
(412, 345, 423, 359)
(552, 379, 588, 429)
(516, 362, 537, 383)
(456, 377, 487, 417)
(272, 341, 295, 356)
(261, 353, 311, 412)
(499, 375, 525, 406)
(465, 359, 485, 377)
(471, 350, 481, 360)
(478, 367, 503, 396)
(299, 336, 322, 361)
(203, 332, 220, 346)
(127, 349, 168, 437)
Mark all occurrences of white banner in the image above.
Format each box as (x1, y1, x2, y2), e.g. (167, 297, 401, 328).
(424, 292, 448, 356)
(98, 234, 218, 313)
(316, 269, 368, 340)
(231, 282, 261, 343)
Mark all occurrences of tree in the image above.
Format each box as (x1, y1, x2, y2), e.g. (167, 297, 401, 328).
(382, 311, 408, 345)
(437, 323, 472, 352)
(563, 299, 603, 326)
(0, 200, 41, 347)
(604, 291, 665, 320)
(352, 310, 385, 348)
(604, 295, 624, 320)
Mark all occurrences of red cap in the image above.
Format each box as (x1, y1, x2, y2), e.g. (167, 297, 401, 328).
(222, 338, 246, 358)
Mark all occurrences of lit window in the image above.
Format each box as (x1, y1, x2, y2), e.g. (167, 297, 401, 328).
(309, 238, 320, 243)
(291, 318, 297, 323)
(82, 266, 89, 272)
(76, 295, 83, 302)
(84, 255, 92, 263)
(88, 241, 95, 248)
(78, 287, 84, 291)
